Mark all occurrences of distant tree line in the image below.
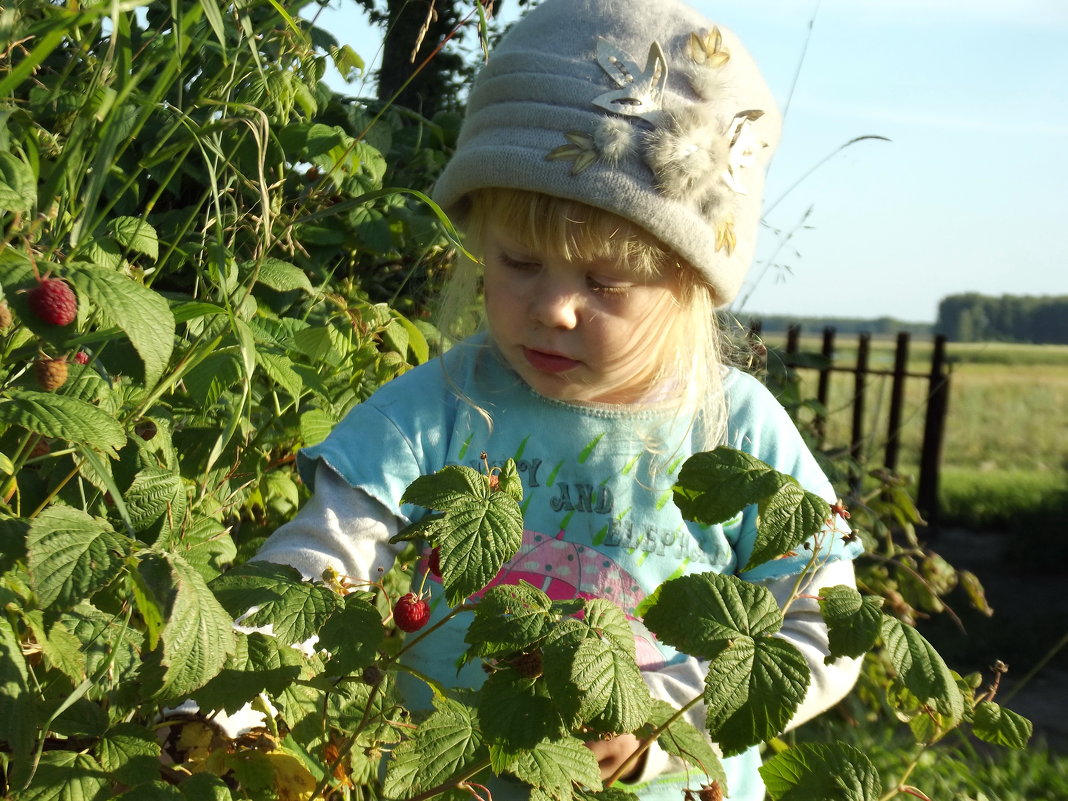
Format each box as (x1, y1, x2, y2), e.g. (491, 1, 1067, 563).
(934, 294, 1068, 344)
(745, 315, 932, 337)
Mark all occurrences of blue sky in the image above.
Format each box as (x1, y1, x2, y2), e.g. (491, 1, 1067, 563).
(315, 0, 1067, 323)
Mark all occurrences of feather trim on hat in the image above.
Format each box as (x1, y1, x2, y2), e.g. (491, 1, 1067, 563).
(594, 116, 637, 163)
(643, 105, 729, 200)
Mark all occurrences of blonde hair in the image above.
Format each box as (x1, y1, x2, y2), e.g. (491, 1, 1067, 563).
(435, 188, 730, 451)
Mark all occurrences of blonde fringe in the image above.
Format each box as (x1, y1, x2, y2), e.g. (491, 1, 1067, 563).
(434, 188, 731, 455)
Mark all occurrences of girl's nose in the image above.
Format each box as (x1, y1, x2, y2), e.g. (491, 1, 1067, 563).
(531, 282, 580, 329)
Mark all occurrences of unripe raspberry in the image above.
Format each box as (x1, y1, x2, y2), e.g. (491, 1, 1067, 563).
(35, 356, 69, 391)
(511, 650, 543, 679)
(28, 278, 78, 326)
(0, 303, 12, 330)
(392, 593, 430, 632)
(134, 420, 158, 441)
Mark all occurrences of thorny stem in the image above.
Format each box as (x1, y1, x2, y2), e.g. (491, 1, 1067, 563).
(309, 677, 384, 801)
(603, 695, 703, 787)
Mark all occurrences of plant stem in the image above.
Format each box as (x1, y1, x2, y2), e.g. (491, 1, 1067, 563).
(877, 743, 928, 801)
(603, 695, 703, 787)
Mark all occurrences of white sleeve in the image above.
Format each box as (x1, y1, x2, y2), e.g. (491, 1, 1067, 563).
(253, 462, 405, 581)
(634, 559, 863, 782)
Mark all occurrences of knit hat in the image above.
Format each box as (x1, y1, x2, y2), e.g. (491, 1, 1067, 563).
(432, 0, 782, 307)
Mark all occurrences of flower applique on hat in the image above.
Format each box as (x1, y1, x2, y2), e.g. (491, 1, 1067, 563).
(548, 26, 771, 257)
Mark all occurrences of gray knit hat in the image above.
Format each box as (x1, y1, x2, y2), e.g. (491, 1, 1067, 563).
(432, 0, 782, 306)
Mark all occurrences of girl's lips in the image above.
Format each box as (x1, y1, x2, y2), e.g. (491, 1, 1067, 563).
(522, 347, 580, 374)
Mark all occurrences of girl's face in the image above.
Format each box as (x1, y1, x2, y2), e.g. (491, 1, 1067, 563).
(482, 225, 683, 403)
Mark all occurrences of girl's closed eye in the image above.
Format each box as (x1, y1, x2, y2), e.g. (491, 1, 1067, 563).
(496, 250, 539, 272)
(587, 273, 634, 295)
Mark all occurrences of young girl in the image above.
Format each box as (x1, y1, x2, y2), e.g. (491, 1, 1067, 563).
(257, 0, 864, 798)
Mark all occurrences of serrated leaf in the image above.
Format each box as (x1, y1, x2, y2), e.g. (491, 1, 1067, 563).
(394, 313, 430, 364)
(19, 751, 108, 801)
(257, 350, 304, 401)
(108, 217, 159, 260)
(24, 609, 86, 684)
(0, 389, 126, 456)
(703, 636, 809, 755)
(818, 584, 884, 661)
(641, 571, 782, 660)
(183, 350, 243, 408)
(972, 701, 1032, 749)
(210, 560, 341, 645)
(149, 552, 236, 700)
(637, 699, 725, 787)
(0, 151, 35, 212)
(748, 483, 829, 571)
(27, 506, 129, 608)
(465, 581, 553, 659)
(672, 447, 785, 525)
(68, 264, 175, 387)
(192, 631, 303, 715)
(583, 599, 636, 658)
(403, 464, 524, 604)
(570, 636, 650, 732)
(383, 697, 485, 797)
(760, 742, 880, 801)
(0, 615, 36, 769)
(299, 408, 336, 447)
(0, 516, 29, 574)
(125, 467, 187, 533)
(317, 593, 384, 674)
(512, 736, 603, 799)
(479, 670, 565, 749)
(61, 602, 141, 695)
(247, 257, 313, 293)
(115, 781, 183, 800)
(96, 723, 161, 787)
(180, 772, 233, 800)
(880, 617, 964, 721)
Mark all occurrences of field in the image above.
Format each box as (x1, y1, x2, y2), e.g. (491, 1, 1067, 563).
(762, 335, 1068, 535)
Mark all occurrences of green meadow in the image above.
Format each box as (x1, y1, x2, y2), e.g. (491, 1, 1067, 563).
(777, 337, 1068, 531)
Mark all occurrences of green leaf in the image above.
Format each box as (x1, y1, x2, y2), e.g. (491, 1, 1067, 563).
(192, 632, 303, 715)
(641, 571, 783, 660)
(115, 781, 183, 800)
(383, 697, 485, 798)
(96, 722, 162, 787)
(179, 772, 234, 800)
(0, 615, 35, 770)
(0, 516, 29, 574)
(24, 609, 87, 684)
(511, 736, 603, 800)
(246, 257, 313, 294)
(69, 264, 175, 387)
(299, 408, 336, 447)
(27, 505, 129, 608)
(570, 635, 650, 732)
(672, 447, 784, 525)
(19, 751, 109, 801)
(125, 467, 187, 533)
(972, 701, 1032, 749)
(637, 700, 726, 787)
(317, 592, 384, 674)
(257, 350, 304, 401)
(210, 561, 341, 645)
(818, 584, 884, 661)
(0, 151, 35, 212)
(147, 552, 236, 700)
(703, 636, 810, 755)
(880, 617, 964, 721)
(761, 742, 880, 801)
(747, 483, 830, 572)
(107, 217, 159, 260)
(402, 464, 524, 604)
(0, 389, 126, 456)
(465, 581, 553, 659)
(478, 670, 565, 749)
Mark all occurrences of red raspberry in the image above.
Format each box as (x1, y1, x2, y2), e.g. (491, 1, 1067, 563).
(428, 547, 442, 578)
(392, 593, 430, 632)
(28, 278, 78, 326)
(74, 350, 90, 365)
(35, 356, 68, 391)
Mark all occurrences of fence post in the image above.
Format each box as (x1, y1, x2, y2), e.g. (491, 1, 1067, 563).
(884, 332, 911, 471)
(918, 335, 951, 530)
(815, 327, 835, 447)
(849, 333, 871, 492)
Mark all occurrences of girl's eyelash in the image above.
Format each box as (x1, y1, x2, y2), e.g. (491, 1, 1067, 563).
(588, 277, 631, 295)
